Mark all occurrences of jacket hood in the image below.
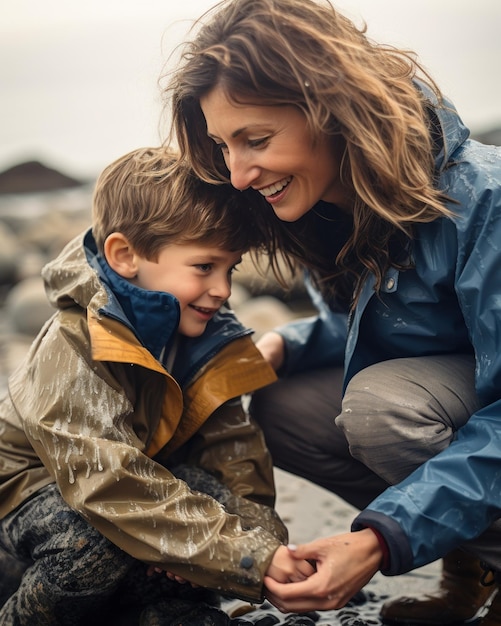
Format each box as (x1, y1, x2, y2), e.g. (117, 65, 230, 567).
(42, 230, 180, 360)
(42, 229, 105, 312)
(416, 78, 470, 172)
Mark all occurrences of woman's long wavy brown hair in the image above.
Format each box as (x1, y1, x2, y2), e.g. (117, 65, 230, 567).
(163, 0, 452, 307)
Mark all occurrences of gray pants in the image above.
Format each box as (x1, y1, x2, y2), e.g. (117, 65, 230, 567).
(0, 467, 230, 626)
(251, 354, 501, 571)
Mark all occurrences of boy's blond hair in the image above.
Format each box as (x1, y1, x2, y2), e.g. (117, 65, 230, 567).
(92, 147, 264, 260)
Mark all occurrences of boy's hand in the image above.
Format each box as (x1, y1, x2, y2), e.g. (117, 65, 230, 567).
(146, 565, 198, 586)
(265, 544, 315, 584)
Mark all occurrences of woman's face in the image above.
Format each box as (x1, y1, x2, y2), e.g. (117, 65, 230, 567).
(200, 87, 350, 222)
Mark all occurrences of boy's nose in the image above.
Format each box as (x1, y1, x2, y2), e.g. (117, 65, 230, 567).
(209, 277, 231, 301)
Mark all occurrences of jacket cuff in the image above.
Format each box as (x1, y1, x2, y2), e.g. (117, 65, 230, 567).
(352, 510, 414, 576)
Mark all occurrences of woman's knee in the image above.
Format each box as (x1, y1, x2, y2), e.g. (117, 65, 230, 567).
(338, 355, 476, 437)
(336, 361, 441, 448)
(335, 355, 478, 483)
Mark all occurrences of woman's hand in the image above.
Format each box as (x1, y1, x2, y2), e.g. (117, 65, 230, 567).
(255, 331, 285, 372)
(264, 529, 382, 612)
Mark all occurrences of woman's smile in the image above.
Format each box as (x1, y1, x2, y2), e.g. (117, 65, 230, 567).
(258, 176, 293, 198)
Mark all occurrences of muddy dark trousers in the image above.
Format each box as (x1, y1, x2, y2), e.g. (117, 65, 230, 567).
(0, 467, 235, 626)
(0, 483, 135, 626)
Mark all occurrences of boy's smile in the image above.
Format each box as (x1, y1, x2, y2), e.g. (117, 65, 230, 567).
(132, 243, 242, 337)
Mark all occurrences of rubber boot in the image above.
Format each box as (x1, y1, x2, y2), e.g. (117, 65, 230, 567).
(479, 587, 501, 626)
(380, 549, 496, 625)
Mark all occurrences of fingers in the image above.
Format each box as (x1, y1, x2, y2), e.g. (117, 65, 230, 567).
(286, 540, 324, 561)
(265, 575, 316, 600)
(146, 567, 195, 586)
(167, 572, 199, 586)
(265, 531, 383, 613)
(166, 572, 188, 584)
(296, 558, 316, 579)
(264, 575, 347, 612)
(287, 571, 309, 583)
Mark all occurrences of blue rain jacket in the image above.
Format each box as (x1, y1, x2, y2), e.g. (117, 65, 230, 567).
(277, 86, 501, 575)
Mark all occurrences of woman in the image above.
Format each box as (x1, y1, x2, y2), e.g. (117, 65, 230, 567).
(164, 0, 501, 623)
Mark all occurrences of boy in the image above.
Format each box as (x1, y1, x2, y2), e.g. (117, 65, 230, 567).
(0, 148, 313, 625)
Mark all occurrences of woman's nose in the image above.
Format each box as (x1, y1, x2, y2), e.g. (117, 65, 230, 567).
(227, 152, 260, 191)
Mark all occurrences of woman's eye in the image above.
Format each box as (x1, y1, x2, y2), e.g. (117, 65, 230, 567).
(215, 142, 228, 153)
(248, 137, 269, 148)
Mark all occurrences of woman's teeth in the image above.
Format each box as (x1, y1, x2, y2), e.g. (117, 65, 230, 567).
(259, 177, 292, 197)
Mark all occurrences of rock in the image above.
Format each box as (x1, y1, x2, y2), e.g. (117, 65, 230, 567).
(14, 246, 49, 282)
(0, 222, 19, 284)
(18, 207, 91, 257)
(233, 295, 296, 340)
(3, 276, 54, 336)
(472, 126, 501, 146)
(0, 161, 84, 194)
(236, 254, 306, 301)
(228, 282, 252, 310)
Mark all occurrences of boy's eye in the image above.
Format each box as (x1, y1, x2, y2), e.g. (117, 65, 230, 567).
(197, 263, 212, 272)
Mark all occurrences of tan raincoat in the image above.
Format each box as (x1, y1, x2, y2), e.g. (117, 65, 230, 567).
(0, 232, 286, 602)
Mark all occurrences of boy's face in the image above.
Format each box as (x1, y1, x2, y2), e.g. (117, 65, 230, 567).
(132, 243, 242, 337)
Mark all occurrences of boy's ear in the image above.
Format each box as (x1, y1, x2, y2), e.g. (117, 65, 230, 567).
(104, 232, 138, 279)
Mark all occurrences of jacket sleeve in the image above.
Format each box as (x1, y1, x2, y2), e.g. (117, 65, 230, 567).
(353, 407, 501, 575)
(276, 274, 348, 376)
(8, 316, 282, 603)
(184, 398, 288, 544)
(354, 142, 501, 575)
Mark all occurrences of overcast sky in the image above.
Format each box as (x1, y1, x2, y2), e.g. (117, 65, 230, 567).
(1, 0, 500, 179)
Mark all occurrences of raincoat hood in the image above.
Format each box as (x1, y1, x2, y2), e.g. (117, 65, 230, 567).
(417, 79, 470, 173)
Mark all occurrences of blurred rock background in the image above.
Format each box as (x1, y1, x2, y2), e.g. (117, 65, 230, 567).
(1, 125, 500, 389)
